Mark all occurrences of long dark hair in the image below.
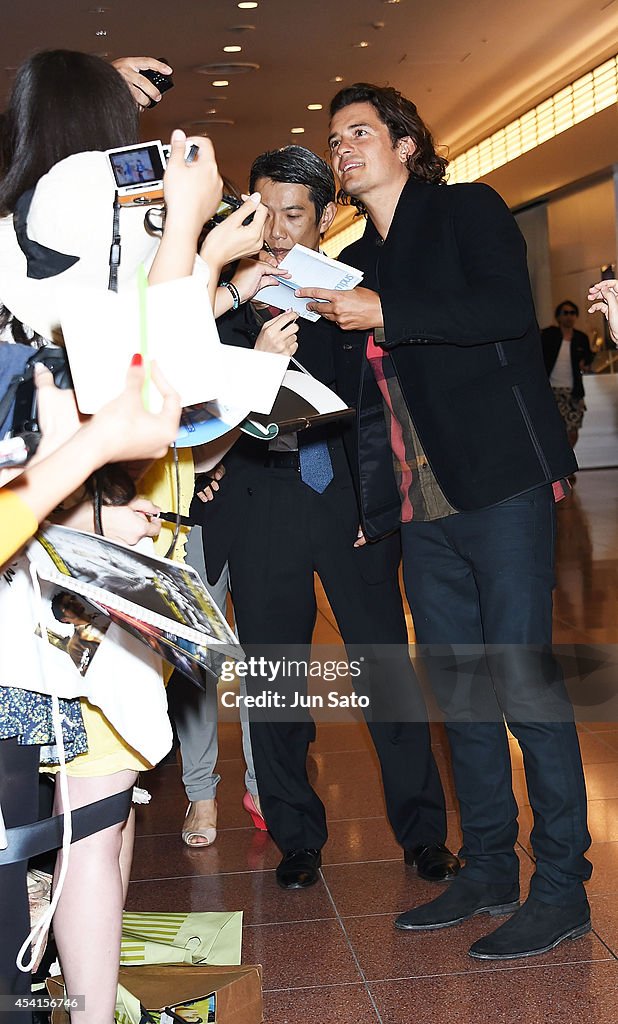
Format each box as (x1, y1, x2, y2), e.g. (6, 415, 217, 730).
(329, 83, 448, 210)
(0, 49, 139, 215)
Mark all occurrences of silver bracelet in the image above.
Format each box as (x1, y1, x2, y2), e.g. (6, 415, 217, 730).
(219, 280, 241, 310)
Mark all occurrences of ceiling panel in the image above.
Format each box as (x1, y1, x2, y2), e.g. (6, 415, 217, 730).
(1, 0, 617, 197)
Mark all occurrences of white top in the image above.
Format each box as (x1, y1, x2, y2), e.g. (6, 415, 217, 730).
(550, 338, 573, 389)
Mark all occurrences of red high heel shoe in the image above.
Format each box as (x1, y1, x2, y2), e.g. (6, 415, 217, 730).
(243, 791, 267, 831)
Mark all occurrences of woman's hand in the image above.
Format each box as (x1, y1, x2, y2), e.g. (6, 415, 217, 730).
(195, 463, 226, 503)
(255, 311, 299, 357)
(85, 358, 181, 463)
(32, 366, 83, 462)
(102, 497, 162, 545)
(163, 130, 223, 237)
(588, 279, 618, 345)
(231, 255, 290, 304)
(201, 194, 268, 278)
(112, 56, 172, 109)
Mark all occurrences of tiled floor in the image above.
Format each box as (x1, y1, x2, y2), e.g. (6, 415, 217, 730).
(126, 469, 618, 1023)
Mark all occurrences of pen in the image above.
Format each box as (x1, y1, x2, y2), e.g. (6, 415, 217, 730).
(185, 144, 199, 165)
(155, 511, 194, 526)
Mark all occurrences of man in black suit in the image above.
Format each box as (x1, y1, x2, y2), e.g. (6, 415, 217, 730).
(541, 300, 594, 449)
(297, 84, 592, 959)
(194, 145, 458, 890)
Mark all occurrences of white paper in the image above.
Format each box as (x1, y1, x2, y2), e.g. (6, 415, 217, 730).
(280, 369, 348, 413)
(259, 243, 364, 321)
(60, 276, 221, 413)
(59, 276, 289, 417)
(218, 345, 289, 413)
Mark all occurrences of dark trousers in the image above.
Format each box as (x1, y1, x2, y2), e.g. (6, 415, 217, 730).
(228, 466, 446, 853)
(400, 485, 591, 905)
(0, 737, 39, 1022)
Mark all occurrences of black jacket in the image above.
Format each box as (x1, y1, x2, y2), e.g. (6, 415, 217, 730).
(191, 303, 401, 583)
(541, 325, 594, 401)
(334, 177, 576, 540)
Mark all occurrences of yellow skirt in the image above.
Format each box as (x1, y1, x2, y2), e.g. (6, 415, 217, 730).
(45, 698, 153, 777)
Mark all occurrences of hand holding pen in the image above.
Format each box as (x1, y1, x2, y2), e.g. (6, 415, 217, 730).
(200, 193, 271, 285)
(221, 253, 292, 311)
(163, 129, 223, 237)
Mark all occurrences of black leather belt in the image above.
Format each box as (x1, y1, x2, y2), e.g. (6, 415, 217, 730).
(264, 451, 300, 470)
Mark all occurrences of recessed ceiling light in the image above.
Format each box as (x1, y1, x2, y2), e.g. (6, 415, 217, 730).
(238, 1, 258, 7)
(95, 28, 107, 36)
(213, 80, 229, 87)
(223, 45, 242, 52)
(330, 75, 344, 83)
(195, 62, 259, 75)
(307, 103, 323, 110)
(290, 127, 305, 134)
(353, 41, 370, 48)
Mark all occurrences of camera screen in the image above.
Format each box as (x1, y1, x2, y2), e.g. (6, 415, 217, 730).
(108, 144, 165, 188)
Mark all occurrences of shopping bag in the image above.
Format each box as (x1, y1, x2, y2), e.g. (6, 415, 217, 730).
(47, 964, 263, 1024)
(121, 911, 243, 967)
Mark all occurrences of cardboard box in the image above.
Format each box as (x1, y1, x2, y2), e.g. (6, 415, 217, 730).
(47, 963, 263, 1024)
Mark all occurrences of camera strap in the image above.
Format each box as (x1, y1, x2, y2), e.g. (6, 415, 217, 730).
(108, 190, 122, 293)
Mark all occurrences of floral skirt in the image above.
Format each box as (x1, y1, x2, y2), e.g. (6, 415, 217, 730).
(0, 686, 87, 765)
(552, 387, 585, 431)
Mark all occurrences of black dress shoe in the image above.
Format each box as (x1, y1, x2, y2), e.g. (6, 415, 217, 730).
(469, 895, 591, 959)
(395, 875, 520, 931)
(404, 843, 460, 882)
(276, 848, 322, 890)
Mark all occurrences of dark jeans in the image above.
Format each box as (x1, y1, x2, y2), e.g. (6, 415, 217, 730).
(0, 737, 39, 1022)
(401, 485, 591, 905)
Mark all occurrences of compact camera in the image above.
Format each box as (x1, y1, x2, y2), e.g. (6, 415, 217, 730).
(105, 140, 168, 206)
(0, 347, 73, 466)
(139, 60, 174, 110)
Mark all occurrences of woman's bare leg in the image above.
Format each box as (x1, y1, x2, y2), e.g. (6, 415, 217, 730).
(52, 770, 137, 1024)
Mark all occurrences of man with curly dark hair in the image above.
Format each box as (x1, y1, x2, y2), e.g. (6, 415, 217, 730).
(297, 83, 592, 961)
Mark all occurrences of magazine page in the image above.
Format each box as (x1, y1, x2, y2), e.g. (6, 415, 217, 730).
(259, 243, 364, 322)
(0, 553, 172, 763)
(30, 525, 243, 659)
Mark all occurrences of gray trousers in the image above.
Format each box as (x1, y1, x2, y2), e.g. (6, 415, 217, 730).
(168, 526, 257, 802)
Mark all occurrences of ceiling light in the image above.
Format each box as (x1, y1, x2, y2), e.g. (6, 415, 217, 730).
(330, 75, 344, 83)
(95, 28, 107, 36)
(353, 41, 370, 48)
(238, 1, 258, 7)
(213, 80, 229, 87)
(307, 103, 323, 110)
(290, 127, 305, 134)
(223, 45, 242, 52)
(449, 54, 618, 183)
(195, 62, 259, 75)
